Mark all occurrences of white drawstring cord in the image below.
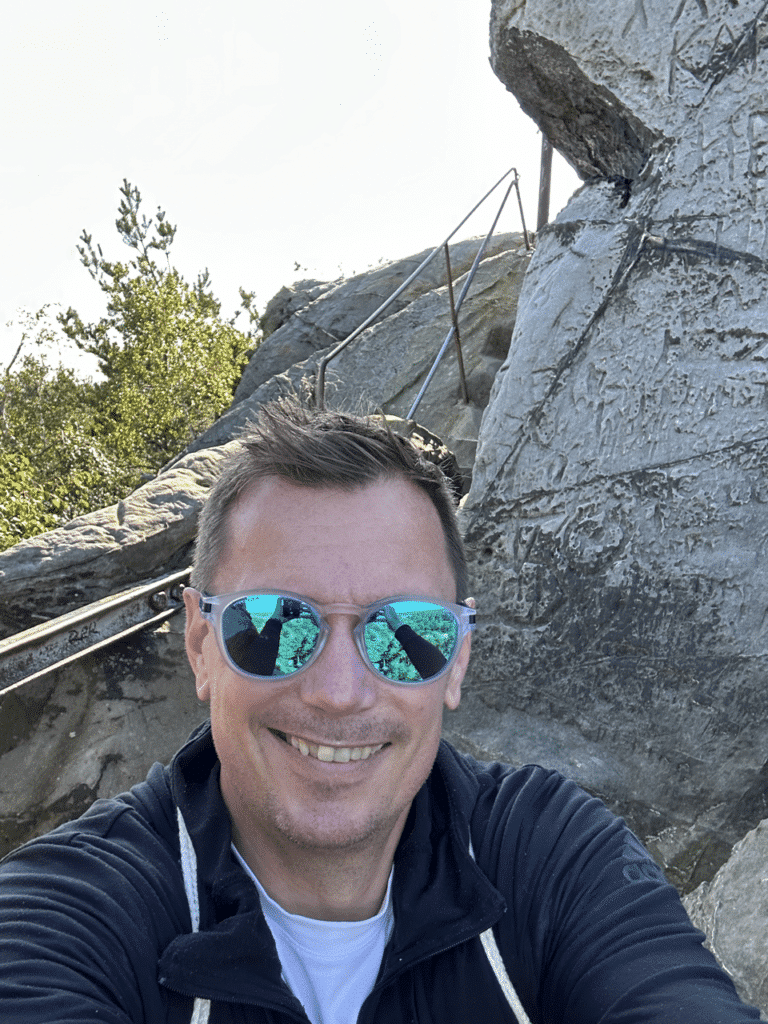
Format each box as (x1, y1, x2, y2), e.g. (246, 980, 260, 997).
(470, 838, 532, 1024)
(177, 807, 212, 1024)
(478, 924, 532, 1024)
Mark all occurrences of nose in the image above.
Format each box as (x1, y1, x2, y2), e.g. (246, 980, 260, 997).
(297, 614, 376, 713)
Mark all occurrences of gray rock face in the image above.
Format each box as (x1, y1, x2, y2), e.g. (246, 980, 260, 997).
(232, 234, 524, 405)
(0, 445, 237, 638)
(455, 0, 768, 890)
(259, 279, 335, 339)
(684, 818, 768, 1019)
(0, 617, 206, 859)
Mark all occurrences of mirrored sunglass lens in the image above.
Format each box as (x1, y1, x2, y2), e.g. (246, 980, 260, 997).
(221, 595, 321, 677)
(363, 601, 458, 682)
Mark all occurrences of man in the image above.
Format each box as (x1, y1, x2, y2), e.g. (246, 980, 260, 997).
(0, 400, 761, 1023)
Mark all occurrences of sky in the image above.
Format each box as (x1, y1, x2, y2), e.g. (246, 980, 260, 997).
(1, 0, 581, 375)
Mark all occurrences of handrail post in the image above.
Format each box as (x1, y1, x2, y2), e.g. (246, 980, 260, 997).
(537, 136, 553, 232)
(406, 173, 517, 421)
(514, 170, 531, 250)
(444, 243, 469, 404)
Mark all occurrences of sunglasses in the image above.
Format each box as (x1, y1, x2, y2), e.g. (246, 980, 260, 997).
(191, 589, 475, 685)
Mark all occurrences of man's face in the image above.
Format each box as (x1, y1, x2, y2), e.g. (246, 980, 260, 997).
(184, 475, 470, 860)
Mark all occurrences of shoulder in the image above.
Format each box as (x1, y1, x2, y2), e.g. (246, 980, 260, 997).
(436, 739, 595, 830)
(0, 763, 191, 1022)
(0, 759, 183, 925)
(436, 740, 663, 889)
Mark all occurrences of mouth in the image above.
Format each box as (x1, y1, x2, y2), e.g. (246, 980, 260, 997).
(270, 729, 388, 764)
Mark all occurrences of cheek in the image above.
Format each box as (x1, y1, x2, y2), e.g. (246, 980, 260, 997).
(401, 690, 446, 747)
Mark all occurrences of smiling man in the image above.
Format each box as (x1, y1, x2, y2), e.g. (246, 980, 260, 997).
(0, 400, 761, 1023)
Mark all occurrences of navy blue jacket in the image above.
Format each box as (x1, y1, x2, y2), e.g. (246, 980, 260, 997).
(0, 722, 759, 1022)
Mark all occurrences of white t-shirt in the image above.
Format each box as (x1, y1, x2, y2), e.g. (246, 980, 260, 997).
(232, 845, 395, 1024)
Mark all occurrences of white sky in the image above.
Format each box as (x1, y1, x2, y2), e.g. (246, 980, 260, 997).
(1, 0, 581, 374)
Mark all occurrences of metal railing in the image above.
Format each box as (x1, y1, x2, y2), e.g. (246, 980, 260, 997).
(0, 568, 190, 697)
(406, 172, 519, 419)
(316, 165, 530, 410)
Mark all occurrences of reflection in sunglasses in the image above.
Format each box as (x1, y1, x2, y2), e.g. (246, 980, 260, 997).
(200, 592, 474, 685)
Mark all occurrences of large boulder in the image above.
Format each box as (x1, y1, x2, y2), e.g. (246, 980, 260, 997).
(449, 0, 768, 890)
(684, 818, 768, 1018)
(174, 236, 531, 484)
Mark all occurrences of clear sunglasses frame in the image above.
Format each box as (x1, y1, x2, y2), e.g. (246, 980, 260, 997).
(189, 588, 476, 686)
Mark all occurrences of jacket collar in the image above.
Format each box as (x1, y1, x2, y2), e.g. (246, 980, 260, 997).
(158, 723, 506, 1007)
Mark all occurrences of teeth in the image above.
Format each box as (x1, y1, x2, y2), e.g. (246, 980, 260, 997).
(287, 734, 383, 763)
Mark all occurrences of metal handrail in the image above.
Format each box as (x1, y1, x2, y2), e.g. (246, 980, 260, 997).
(0, 567, 191, 697)
(406, 173, 518, 419)
(315, 166, 529, 409)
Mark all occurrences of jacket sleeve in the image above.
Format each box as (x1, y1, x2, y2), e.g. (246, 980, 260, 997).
(393, 624, 447, 679)
(0, 801, 188, 1023)
(477, 766, 762, 1023)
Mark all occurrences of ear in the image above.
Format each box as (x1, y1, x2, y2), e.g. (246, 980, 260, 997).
(444, 597, 474, 711)
(184, 587, 212, 702)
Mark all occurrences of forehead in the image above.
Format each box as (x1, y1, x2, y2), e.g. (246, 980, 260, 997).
(215, 475, 456, 601)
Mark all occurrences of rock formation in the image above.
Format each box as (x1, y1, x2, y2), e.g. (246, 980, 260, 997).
(449, 0, 768, 897)
(0, 620, 204, 858)
(0, 445, 235, 638)
(684, 818, 768, 1018)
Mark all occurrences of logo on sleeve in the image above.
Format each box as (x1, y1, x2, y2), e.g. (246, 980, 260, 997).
(621, 832, 666, 884)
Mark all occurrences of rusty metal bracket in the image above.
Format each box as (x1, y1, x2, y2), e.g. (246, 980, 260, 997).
(444, 242, 469, 404)
(0, 567, 191, 698)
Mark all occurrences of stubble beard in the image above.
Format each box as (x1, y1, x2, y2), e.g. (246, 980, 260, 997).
(265, 777, 410, 855)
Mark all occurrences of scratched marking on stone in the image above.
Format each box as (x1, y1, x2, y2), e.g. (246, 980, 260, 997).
(748, 112, 768, 177)
(672, 0, 708, 27)
(666, 3, 767, 101)
(621, 0, 648, 38)
(668, 23, 710, 97)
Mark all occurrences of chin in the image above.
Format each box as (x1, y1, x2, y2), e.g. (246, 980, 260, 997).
(273, 803, 402, 853)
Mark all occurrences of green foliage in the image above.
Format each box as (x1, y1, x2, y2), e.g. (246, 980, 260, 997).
(1, 181, 259, 552)
(0, 348, 110, 548)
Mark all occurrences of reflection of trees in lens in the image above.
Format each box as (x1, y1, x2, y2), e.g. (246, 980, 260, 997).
(276, 618, 320, 673)
(385, 639, 420, 681)
(363, 621, 410, 679)
(365, 606, 457, 682)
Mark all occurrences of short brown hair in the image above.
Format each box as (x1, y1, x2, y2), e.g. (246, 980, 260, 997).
(191, 398, 469, 599)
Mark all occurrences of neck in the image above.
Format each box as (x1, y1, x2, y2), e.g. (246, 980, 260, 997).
(231, 811, 407, 921)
